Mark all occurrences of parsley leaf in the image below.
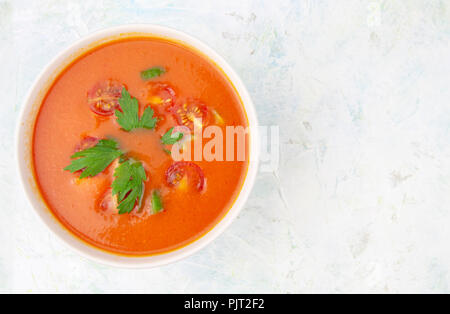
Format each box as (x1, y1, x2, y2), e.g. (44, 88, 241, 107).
(141, 66, 166, 80)
(139, 106, 158, 129)
(64, 139, 122, 179)
(111, 160, 147, 214)
(116, 88, 158, 131)
(161, 127, 184, 145)
(151, 190, 163, 213)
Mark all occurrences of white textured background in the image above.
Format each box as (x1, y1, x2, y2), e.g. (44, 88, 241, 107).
(1, 0, 450, 293)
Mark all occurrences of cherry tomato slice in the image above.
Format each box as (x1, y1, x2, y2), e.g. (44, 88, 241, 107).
(171, 99, 209, 131)
(87, 80, 124, 116)
(146, 82, 176, 107)
(165, 161, 205, 192)
(74, 136, 99, 153)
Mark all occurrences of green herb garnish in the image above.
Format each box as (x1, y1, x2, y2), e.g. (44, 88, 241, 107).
(64, 139, 122, 179)
(151, 190, 163, 213)
(140, 66, 166, 80)
(116, 88, 158, 132)
(161, 127, 184, 145)
(111, 160, 147, 214)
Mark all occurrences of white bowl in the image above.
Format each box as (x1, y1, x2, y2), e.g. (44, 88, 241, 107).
(15, 24, 259, 268)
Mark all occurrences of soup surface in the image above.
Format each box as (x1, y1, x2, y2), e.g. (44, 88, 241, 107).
(32, 37, 249, 255)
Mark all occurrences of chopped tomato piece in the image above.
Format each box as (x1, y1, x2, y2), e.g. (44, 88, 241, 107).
(74, 136, 99, 153)
(134, 193, 160, 218)
(98, 187, 148, 216)
(146, 82, 176, 107)
(171, 99, 209, 130)
(72, 136, 101, 176)
(97, 188, 118, 214)
(87, 80, 124, 116)
(165, 161, 205, 192)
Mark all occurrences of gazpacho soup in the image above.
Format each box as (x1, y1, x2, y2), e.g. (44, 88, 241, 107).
(32, 36, 249, 256)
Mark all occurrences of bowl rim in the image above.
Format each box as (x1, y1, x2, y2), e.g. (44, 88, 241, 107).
(15, 24, 259, 268)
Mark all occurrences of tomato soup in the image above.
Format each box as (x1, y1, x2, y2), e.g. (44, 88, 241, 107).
(32, 37, 249, 255)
